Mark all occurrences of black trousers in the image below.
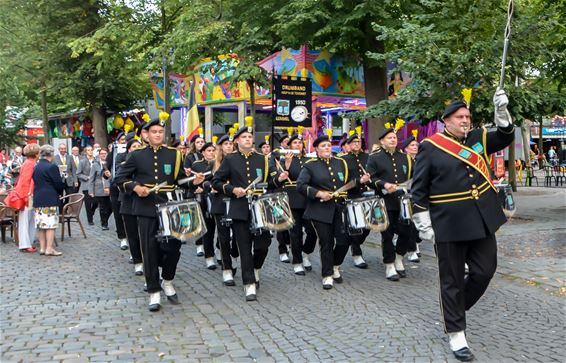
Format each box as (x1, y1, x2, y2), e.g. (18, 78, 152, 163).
(436, 235, 497, 333)
(137, 216, 182, 294)
(123, 214, 142, 264)
(350, 229, 370, 256)
(289, 208, 317, 264)
(232, 218, 271, 285)
(407, 221, 419, 253)
(310, 205, 349, 278)
(277, 230, 290, 254)
(214, 214, 239, 271)
(110, 186, 126, 239)
(94, 196, 112, 228)
(82, 190, 98, 223)
(202, 214, 216, 258)
(380, 210, 410, 263)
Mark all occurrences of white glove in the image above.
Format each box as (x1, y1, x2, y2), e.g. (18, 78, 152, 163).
(493, 89, 512, 128)
(412, 211, 435, 243)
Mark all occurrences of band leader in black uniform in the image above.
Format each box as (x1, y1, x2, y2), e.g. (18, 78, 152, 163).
(411, 91, 514, 361)
(113, 136, 144, 276)
(115, 115, 203, 312)
(366, 125, 413, 281)
(189, 141, 218, 270)
(341, 129, 372, 269)
(281, 129, 317, 276)
(296, 131, 358, 290)
(211, 118, 288, 301)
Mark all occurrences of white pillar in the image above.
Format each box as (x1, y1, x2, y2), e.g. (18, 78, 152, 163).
(204, 106, 213, 141)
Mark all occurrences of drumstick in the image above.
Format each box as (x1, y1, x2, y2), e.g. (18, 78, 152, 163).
(177, 171, 211, 185)
(275, 159, 285, 173)
(244, 175, 263, 192)
(148, 181, 168, 193)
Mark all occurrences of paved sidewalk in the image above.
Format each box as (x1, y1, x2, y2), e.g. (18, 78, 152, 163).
(1, 188, 565, 362)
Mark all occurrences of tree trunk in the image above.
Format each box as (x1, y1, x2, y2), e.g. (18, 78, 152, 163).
(521, 121, 532, 176)
(538, 115, 543, 157)
(92, 106, 108, 148)
(247, 79, 256, 129)
(40, 86, 50, 145)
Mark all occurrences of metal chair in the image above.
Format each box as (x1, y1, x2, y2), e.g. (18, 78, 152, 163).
(59, 193, 87, 241)
(544, 166, 556, 187)
(555, 166, 566, 186)
(0, 202, 18, 243)
(525, 167, 538, 187)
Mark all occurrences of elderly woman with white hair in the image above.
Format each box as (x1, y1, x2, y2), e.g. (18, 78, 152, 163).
(32, 144, 65, 256)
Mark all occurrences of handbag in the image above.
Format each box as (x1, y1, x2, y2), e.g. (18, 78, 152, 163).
(4, 189, 27, 210)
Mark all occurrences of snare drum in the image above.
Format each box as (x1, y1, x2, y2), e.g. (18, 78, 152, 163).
(496, 184, 516, 218)
(346, 196, 389, 233)
(156, 199, 207, 241)
(250, 192, 294, 232)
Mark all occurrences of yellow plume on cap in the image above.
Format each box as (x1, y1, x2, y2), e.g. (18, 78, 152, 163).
(384, 122, 391, 129)
(159, 111, 170, 121)
(297, 125, 304, 135)
(233, 123, 239, 130)
(212, 135, 218, 144)
(264, 135, 269, 142)
(124, 123, 132, 133)
(395, 117, 405, 131)
(411, 129, 418, 139)
(325, 128, 333, 138)
(245, 116, 253, 128)
(198, 127, 203, 136)
(228, 127, 235, 137)
(348, 130, 355, 136)
(462, 88, 473, 107)
(179, 135, 185, 141)
(142, 113, 151, 122)
(355, 126, 362, 136)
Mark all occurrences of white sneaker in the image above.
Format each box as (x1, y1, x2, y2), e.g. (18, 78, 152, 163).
(416, 243, 421, 257)
(448, 331, 469, 351)
(302, 253, 312, 271)
(385, 263, 399, 281)
(408, 252, 420, 263)
(222, 270, 235, 286)
(293, 264, 305, 276)
(205, 257, 217, 270)
(279, 253, 290, 263)
(162, 279, 176, 297)
(244, 283, 256, 301)
(148, 292, 161, 311)
(196, 245, 204, 256)
(214, 248, 222, 263)
(322, 276, 334, 290)
(394, 254, 406, 277)
(134, 263, 143, 276)
(120, 238, 129, 250)
(332, 265, 343, 283)
(352, 255, 368, 268)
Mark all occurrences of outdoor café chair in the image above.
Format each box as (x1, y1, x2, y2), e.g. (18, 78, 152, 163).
(59, 193, 87, 241)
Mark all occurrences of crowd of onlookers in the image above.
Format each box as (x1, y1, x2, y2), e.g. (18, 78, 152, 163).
(1, 141, 122, 255)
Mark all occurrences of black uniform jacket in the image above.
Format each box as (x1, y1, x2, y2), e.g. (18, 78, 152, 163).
(184, 151, 202, 170)
(366, 148, 412, 210)
(188, 159, 214, 213)
(297, 156, 352, 224)
(211, 150, 279, 221)
(281, 155, 313, 209)
(114, 152, 134, 215)
(342, 151, 370, 199)
(114, 144, 186, 218)
(411, 126, 514, 242)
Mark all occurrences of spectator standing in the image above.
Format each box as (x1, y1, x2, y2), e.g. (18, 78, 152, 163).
(54, 143, 78, 195)
(76, 146, 98, 225)
(88, 148, 112, 230)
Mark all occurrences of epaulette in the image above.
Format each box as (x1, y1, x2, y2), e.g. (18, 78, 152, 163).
(192, 159, 206, 165)
(337, 152, 347, 157)
(369, 149, 382, 155)
(132, 145, 147, 152)
(166, 146, 177, 150)
(304, 158, 317, 164)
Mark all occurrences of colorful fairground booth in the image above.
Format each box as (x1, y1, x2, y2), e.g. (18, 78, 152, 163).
(149, 45, 443, 150)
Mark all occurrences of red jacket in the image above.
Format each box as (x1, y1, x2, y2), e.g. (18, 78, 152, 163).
(5, 158, 35, 210)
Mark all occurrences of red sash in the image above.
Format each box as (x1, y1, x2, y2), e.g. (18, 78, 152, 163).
(425, 133, 496, 191)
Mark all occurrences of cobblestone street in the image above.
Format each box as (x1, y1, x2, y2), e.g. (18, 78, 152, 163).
(1, 188, 564, 362)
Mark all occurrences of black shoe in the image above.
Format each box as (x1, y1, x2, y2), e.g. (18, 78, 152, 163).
(246, 294, 256, 302)
(304, 265, 312, 271)
(453, 347, 474, 362)
(295, 270, 306, 276)
(224, 280, 235, 287)
(354, 262, 368, 269)
(166, 294, 180, 305)
(102, 226, 109, 231)
(135, 270, 144, 276)
(396, 270, 407, 278)
(387, 274, 400, 281)
(196, 252, 204, 257)
(148, 304, 160, 312)
(322, 283, 333, 290)
(232, 267, 238, 277)
(129, 256, 134, 264)
(207, 264, 217, 270)
(333, 276, 343, 284)
(88, 221, 95, 226)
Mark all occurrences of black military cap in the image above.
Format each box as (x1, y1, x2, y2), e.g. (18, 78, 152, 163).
(313, 135, 331, 147)
(278, 133, 289, 143)
(142, 118, 165, 130)
(126, 138, 141, 151)
(288, 133, 304, 144)
(125, 132, 136, 142)
(441, 100, 468, 120)
(378, 127, 396, 140)
(339, 138, 348, 147)
(234, 125, 253, 139)
(201, 141, 215, 151)
(258, 141, 268, 148)
(401, 136, 417, 150)
(190, 134, 204, 144)
(116, 132, 126, 141)
(345, 133, 360, 144)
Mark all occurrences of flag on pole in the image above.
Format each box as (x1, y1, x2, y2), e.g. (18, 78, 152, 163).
(185, 81, 200, 142)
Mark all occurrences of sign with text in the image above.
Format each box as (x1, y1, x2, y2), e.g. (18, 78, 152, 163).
(272, 76, 312, 128)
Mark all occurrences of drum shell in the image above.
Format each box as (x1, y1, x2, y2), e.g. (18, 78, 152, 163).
(497, 185, 516, 218)
(346, 196, 389, 232)
(156, 199, 207, 241)
(250, 192, 294, 232)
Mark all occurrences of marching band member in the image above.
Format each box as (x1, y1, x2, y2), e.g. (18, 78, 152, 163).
(210, 130, 239, 286)
(281, 127, 317, 275)
(366, 119, 413, 281)
(258, 135, 271, 156)
(297, 130, 359, 290)
(115, 113, 203, 312)
(402, 130, 421, 263)
(184, 127, 205, 255)
(271, 129, 293, 263)
(113, 136, 144, 276)
(211, 117, 287, 301)
(411, 93, 514, 361)
(341, 127, 371, 268)
(190, 139, 218, 270)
